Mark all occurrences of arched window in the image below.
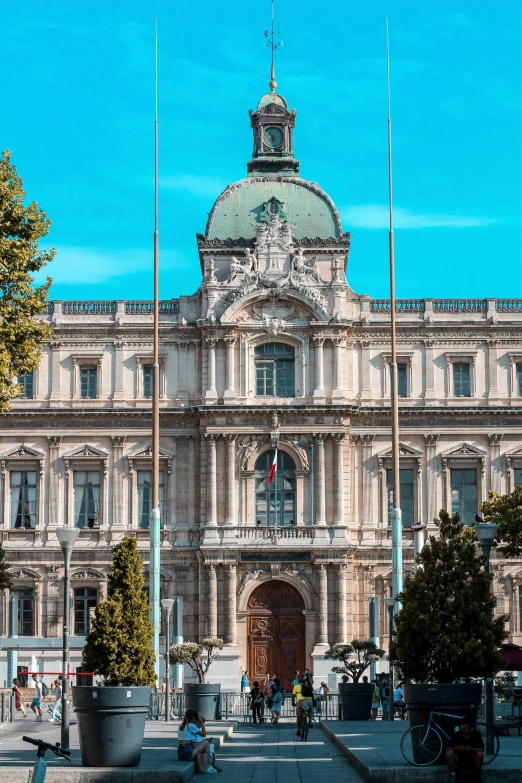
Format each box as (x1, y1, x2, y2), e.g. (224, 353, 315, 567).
(254, 450, 296, 526)
(255, 343, 295, 397)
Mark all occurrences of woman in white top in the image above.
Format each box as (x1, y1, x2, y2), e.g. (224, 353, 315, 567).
(49, 679, 62, 722)
(177, 709, 217, 774)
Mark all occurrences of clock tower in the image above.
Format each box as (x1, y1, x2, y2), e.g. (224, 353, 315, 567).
(248, 81, 299, 177)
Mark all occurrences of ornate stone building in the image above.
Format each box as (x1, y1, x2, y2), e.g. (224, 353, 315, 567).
(1, 84, 522, 689)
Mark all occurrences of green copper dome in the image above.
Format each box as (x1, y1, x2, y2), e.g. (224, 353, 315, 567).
(205, 176, 343, 241)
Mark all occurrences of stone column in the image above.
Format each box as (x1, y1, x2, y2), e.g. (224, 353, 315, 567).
(316, 564, 328, 644)
(178, 343, 189, 401)
(225, 434, 237, 526)
(224, 564, 237, 644)
(424, 434, 439, 526)
(205, 338, 218, 403)
(361, 434, 375, 528)
(360, 340, 373, 404)
(488, 340, 500, 403)
(49, 342, 62, 407)
(333, 433, 345, 525)
(489, 433, 503, 495)
(332, 337, 345, 402)
(47, 436, 62, 526)
(206, 434, 218, 526)
(336, 563, 347, 644)
(207, 564, 218, 637)
(424, 340, 436, 404)
(313, 336, 326, 403)
(112, 342, 125, 404)
(224, 336, 237, 402)
(111, 436, 126, 527)
(313, 434, 327, 525)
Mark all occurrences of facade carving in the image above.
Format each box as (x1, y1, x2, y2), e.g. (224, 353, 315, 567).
(1, 80, 521, 689)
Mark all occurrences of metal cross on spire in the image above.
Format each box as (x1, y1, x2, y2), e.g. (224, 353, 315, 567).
(264, 0, 282, 93)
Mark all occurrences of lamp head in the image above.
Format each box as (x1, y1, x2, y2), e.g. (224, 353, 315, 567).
(474, 522, 498, 548)
(56, 526, 80, 553)
(161, 598, 175, 615)
(384, 597, 396, 610)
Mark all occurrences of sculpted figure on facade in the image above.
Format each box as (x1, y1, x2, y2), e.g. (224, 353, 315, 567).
(284, 438, 310, 471)
(244, 247, 258, 273)
(228, 256, 243, 283)
(240, 437, 258, 469)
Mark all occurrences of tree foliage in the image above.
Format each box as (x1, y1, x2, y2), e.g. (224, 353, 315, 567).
(389, 509, 508, 683)
(0, 150, 53, 411)
(481, 487, 522, 558)
(0, 545, 12, 590)
(82, 537, 155, 686)
(325, 639, 385, 683)
(169, 637, 224, 683)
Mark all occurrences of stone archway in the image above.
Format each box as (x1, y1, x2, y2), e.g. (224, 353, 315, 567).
(247, 581, 305, 692)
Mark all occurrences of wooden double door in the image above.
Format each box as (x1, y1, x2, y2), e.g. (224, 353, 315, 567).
(247, 581, 305, 693)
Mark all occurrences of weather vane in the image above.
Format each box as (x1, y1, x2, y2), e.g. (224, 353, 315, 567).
(264, 0, 282, 93)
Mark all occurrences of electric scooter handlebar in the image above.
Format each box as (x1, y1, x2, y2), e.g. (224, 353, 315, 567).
(22, 736, 71, 759)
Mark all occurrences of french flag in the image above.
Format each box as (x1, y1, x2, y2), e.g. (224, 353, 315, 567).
(267, 443, 278, 485)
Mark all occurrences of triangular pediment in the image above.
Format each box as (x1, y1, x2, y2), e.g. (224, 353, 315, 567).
(505, 445, 522, 457)
(440, 442, 487, 457)
(378, 442, 423, 458)
(128, 444, 173, 459)
(63, 444, 109, 459)
(0, 444, 45, 460)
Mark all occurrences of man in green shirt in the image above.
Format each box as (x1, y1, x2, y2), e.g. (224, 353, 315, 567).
(292, 677, 314, 736)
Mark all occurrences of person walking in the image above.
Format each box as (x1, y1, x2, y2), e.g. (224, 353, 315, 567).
(270, 677, 284, 725)
(12, 678, 27, 718)
(49, 679, 62, 722)
(177, 708, 217, 774)
(241, 671, 249, 693)
(380, 680, 390, 720)
(371, 680, 380, 720)
(30, 674, 43, 722)
(250, 681, 264, 725)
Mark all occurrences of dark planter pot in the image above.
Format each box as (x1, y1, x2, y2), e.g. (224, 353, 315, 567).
(403, 683, 482, 766)
(338, 682, 374, 720)
(184, 682, 221, 720)
(72, 685, 151, 767)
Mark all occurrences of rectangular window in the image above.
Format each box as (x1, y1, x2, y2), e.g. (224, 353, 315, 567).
(386, 469, 414, 527)
(397, 365, 408, 398)
(450, 468, 477, 525)
(138, 470, 164, 528)
(80, 366, 97, 399)
(73, 471, 100, 528)
(74, 587, 98, 635)
(454, 363, 471, 397)
(13, 588, 34, 636)
(17, 372, 34, 399)
(10, 471, 37, 529)
(517, 364, 522, 396)
(143, 366, 153, 399)
(514, 469, 522, 487)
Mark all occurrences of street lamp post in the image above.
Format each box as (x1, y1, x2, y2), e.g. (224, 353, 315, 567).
(474, 521, 499, 755)
(384, 596, 396, 722)
(412, 522, 426, 571)
(56, 526, 80, 751)
(161, 598, 175, 722)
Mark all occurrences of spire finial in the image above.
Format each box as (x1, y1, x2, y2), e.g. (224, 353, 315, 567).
(264, 0, 282, 93)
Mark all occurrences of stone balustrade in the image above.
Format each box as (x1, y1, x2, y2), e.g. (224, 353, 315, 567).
(238, 526, 315, 541)
(370, 298, 522, 315)
(43, 300, 179, 316)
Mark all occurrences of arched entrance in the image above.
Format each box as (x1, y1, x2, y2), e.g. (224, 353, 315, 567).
(247, 581, 305, 692)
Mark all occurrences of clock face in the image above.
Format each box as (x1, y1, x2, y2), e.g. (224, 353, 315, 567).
(263, 126, 284, 150)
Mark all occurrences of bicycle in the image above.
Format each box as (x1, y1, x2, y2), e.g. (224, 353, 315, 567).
(400, 710, 500, 767)
(393, 700, 407, 720)
(23, 736, 71, 783)
(300, 701, 313, 742)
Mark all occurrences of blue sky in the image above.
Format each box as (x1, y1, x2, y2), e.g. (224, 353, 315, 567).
(2, 1, 521, 300)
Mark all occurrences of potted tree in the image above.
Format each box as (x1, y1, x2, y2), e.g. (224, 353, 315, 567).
(389, 510, 507, 757)
(325, 639, 384, 720)
(169, 637, 224, 720)
(73, 537, 156, 767)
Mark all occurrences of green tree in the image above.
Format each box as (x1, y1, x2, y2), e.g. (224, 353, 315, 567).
(0, 545, 12, 590)
(82, 537, 155, 686)
(0, 150, 53, 411)
(325, 639, 385, 683)
(389, 509, 508, 683)
(481, 487, 522, 558)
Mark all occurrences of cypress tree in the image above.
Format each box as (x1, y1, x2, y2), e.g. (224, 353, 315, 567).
(82, 537, 155, 686)
(0, 150, 53, 411)
(389, 510, 508, 683)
